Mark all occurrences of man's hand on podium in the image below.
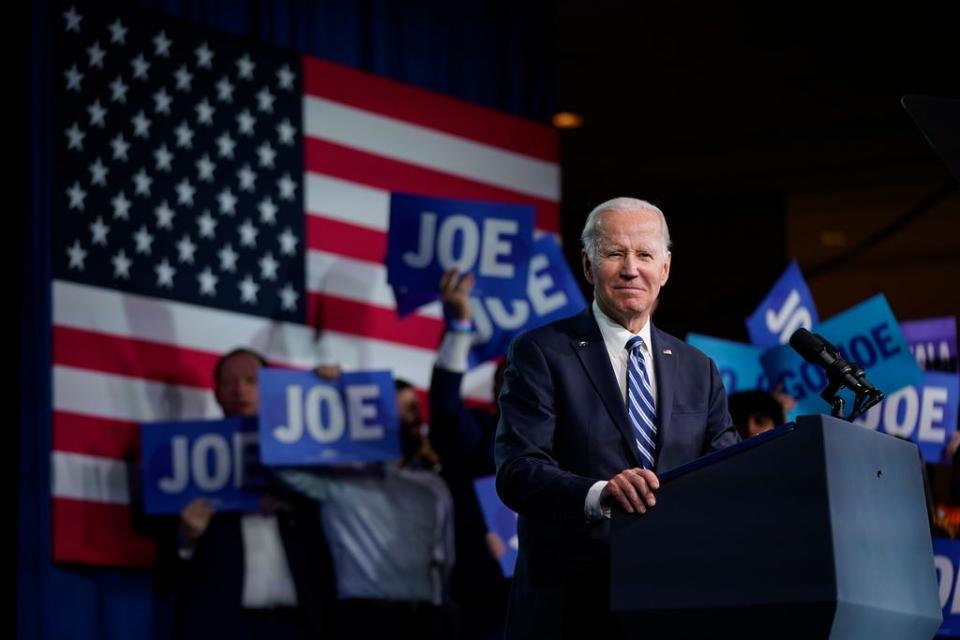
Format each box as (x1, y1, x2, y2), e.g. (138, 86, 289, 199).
(600, 468, 660, 514)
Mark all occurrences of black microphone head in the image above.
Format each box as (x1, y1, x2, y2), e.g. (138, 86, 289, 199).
(790, 328, 835, 367)
(789, 327, 819, 352)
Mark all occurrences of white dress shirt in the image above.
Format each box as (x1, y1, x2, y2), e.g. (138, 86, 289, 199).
(584, 299, 658, 521)
(240, 513, 299, 608)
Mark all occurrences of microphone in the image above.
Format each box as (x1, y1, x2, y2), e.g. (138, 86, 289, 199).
(788, 328, 880, 396)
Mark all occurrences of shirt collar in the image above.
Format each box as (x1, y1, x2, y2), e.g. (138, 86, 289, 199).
(591, 299, 652, 356)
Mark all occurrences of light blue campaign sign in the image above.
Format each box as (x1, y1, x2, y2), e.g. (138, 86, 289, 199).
(474, 475, 518, 578)
(933, 538, 960, 636)
(259, 369, 400, 466)
(469, 236, 586, 366)
(686, 334, 768, 394)
(140, 417, 264, 515)
(853, 372, 959, 463)
(760, 295, 923, 416)
(386, 193, 535, 302)
(901, 316, 958, 372)
(746, 260, 819, 348)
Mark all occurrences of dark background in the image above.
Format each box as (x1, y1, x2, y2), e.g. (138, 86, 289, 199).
(553, 5, 958, 340)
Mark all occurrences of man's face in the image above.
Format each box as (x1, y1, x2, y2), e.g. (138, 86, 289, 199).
(396, 387, 425, 457)
(583, 209, 671, 331)
(214, 352, 262, 417)
(396, 387, 422, 430)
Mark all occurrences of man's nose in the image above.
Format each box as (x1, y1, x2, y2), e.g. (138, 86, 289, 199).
(619, 254, 640, 276)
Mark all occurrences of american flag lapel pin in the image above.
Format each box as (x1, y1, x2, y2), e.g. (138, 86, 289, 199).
(662, 349, 673, 355)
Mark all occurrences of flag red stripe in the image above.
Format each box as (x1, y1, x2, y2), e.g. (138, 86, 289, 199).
(305, 214, 387, 264)
(54, 411, 141, 460)
(56, 309, 443, 388)
(54, 325, 217, 389)
(302, 57, 558, 163)
(306, 292, 444, 350)
(53, 498, 157, 568)
(305, 138, 560, 233)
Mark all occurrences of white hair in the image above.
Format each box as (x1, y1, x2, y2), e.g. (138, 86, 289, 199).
(580, 197, 671, 263)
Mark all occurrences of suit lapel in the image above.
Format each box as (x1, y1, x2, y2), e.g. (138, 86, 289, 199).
(651, 325, 677, 457)
(568, 309, 641, 467)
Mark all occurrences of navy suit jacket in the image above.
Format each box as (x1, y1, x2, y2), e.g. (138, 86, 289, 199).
(494, 308, 738, 638)
(153, 501, 337, 640)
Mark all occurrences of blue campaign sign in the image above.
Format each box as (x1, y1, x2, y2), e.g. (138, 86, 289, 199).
(469, 235, 586, 366)
(259, 369, 401, 466)
(933, 538, 960, 636)
(392, 285, 439, 317)
(760, 295, 923, 416)
(386, 193, 535, 301)
(686, 333, 768, 394)
(140, 417, 264, 515)
(853, 372, 959, 463)
(474, 475, 518, 578)
(901, 316, 958, 371)
(746, 260, 819, 348)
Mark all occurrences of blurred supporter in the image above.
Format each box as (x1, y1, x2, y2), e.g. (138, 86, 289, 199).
(428, 268, 511, 640)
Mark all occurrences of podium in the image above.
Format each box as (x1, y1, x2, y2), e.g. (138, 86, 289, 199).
(610, 415, 942, 639)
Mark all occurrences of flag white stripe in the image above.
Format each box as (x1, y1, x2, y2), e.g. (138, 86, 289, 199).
(52, 451, 130, 504)
(305, 173, 390, 231)
(54, 365, 220, 423)
(54, 325, 493, 427)
(305, 173, 561, 237)
(317, 329, 496, 402)
(303, 96, 560, 201)
(53, 280, 324, 369)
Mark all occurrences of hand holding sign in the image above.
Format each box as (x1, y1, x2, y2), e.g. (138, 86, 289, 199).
(439, 268, 475, 323)
(394, 236, 586, 366)
(180, 497, 215, 541)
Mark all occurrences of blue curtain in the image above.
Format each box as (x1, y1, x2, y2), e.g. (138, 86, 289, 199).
(18, 2, 554, 638)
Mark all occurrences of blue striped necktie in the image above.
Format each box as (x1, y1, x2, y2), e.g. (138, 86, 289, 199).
(626, 335, 657, 469)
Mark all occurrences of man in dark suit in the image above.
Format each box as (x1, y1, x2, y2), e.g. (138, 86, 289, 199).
(155, 348, 336, 640)
(494, 197, 739, 639)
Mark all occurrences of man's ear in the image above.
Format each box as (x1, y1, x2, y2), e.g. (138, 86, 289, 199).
(582, 250, 595, 285)
(660, 251, 672, 286)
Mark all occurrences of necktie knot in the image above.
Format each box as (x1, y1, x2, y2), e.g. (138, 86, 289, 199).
(626, 335, 645, 355)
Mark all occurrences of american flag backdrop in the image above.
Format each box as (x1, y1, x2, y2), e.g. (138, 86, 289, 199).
(51, 3, 560, 567)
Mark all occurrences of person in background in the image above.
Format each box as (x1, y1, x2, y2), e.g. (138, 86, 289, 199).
(278, 365, 456, 640)
(429, 268, 511, 640)
(156, 348, 337, 640)
(727, 390, 787, 439)
(396, 377, 442, 471)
